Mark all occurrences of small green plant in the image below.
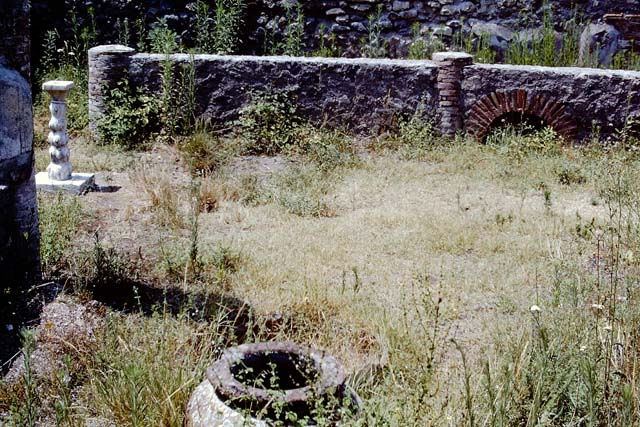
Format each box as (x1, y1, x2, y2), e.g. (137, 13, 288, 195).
(374, 105, 440, 158)
(407, 23, 445, 60)
(9, 330, 39, 426)
(505, 2, 581, 67)
(180, 129, 240, 175)
(486, 122, 562, 161)
(135, 17, 149, 51)
(360, 5, 387, 58)
(148, 17, 179, 54)
(115, 17, 131, 47)
(266, 2, 305, 56)
(39, 193, 83, 274)
(194, 0, 215, 53)
(53, 356, 74, 426)
(282, 2, 305, 56)
(237, 91, 303, 155)
(313, 24, 341, 58)
(212, 0, 246, 54)
(291, 125, 357, 171)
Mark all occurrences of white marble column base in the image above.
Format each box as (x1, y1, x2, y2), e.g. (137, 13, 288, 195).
(35, 172, 95, 195)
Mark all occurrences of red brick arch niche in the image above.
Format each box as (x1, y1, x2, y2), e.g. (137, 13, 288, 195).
(466, 89, 578, 141)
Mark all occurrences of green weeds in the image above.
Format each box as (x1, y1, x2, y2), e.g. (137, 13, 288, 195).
(97, 79, 160, 148)
(360, 5, 387, 58)
(38, 193, 83, 275)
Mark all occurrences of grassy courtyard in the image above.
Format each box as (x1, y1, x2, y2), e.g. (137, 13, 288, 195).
(4, 122, 640, 425)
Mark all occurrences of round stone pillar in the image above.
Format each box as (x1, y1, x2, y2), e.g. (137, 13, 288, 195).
(88, 45, 135, 138)
(432, 52, 474, 138)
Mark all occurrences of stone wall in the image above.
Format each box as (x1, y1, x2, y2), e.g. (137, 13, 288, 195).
(463, 64, 640, 141)
(89, 45, 640, 142)
(90, 46, 440, 133)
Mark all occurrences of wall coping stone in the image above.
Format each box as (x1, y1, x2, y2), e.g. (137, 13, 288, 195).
(88, 45, 135, 55)
(432, 52, 474, 65)
(132, 52, 439, 69)
(470, 63, 640, 79)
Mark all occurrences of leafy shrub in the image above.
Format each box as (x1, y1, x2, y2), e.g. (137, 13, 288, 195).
(486, 123, 562, 160)
(360, 5, 388, 58)
(237, 91, 303, 155)
(213, 0, 246, 54)
(313, 24, 342, 58)
(148, 17, 179, 54)
(407, 23, 445, 60)
(373, 107, 441, 158)
(97, 79, 160, 149)
(192, 0, 246, 54)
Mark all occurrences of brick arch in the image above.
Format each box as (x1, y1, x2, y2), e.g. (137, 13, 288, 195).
(466, 89, 578, 141)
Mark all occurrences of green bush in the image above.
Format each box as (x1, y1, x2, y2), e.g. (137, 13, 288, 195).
(148, 17, 179, 54)
(237, 91, 303, 155)
(97, 79, 160, 149)
(292, 125, 357, 171)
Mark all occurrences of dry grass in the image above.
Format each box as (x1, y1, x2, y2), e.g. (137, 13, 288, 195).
(8, 131, 640, 425)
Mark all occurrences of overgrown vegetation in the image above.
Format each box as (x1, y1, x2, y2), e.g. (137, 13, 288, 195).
(97, 79, 160, 148)
(11, 1, 640, 426)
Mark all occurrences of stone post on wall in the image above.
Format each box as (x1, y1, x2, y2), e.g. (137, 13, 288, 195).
(432, 52, 474, 138)
(88, 45, 135, 139)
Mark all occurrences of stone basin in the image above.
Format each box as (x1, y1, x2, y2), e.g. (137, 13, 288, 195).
(186, 342, 359, 426)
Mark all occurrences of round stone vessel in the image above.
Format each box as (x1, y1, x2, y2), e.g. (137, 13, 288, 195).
(186, 342, 356, 426)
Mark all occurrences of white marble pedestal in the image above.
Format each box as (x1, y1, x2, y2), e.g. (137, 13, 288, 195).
(36, 80, 95, 195)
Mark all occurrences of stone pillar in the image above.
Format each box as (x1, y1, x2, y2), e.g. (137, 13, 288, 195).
(432, 52, 474, 138)
(88, 45, 136, 138)
(43, 81, 74, 181)
(0, 65, 40, 289)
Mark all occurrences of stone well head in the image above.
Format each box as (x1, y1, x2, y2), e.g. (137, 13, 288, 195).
(187, 342, 360, 426)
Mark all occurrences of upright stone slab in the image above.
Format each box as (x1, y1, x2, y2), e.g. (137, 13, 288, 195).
(433, 52, 473, 137)
(88, 45, 135, 139)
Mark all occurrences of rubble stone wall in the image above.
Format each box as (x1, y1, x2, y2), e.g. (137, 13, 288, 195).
(89, 45, 640, 142)
(463, 64, 640, 141)
(33, 0, 640, 58)
(90, 47, 440, 133)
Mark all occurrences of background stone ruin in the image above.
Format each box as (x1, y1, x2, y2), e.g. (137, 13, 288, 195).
(31, 0, 640, 60)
